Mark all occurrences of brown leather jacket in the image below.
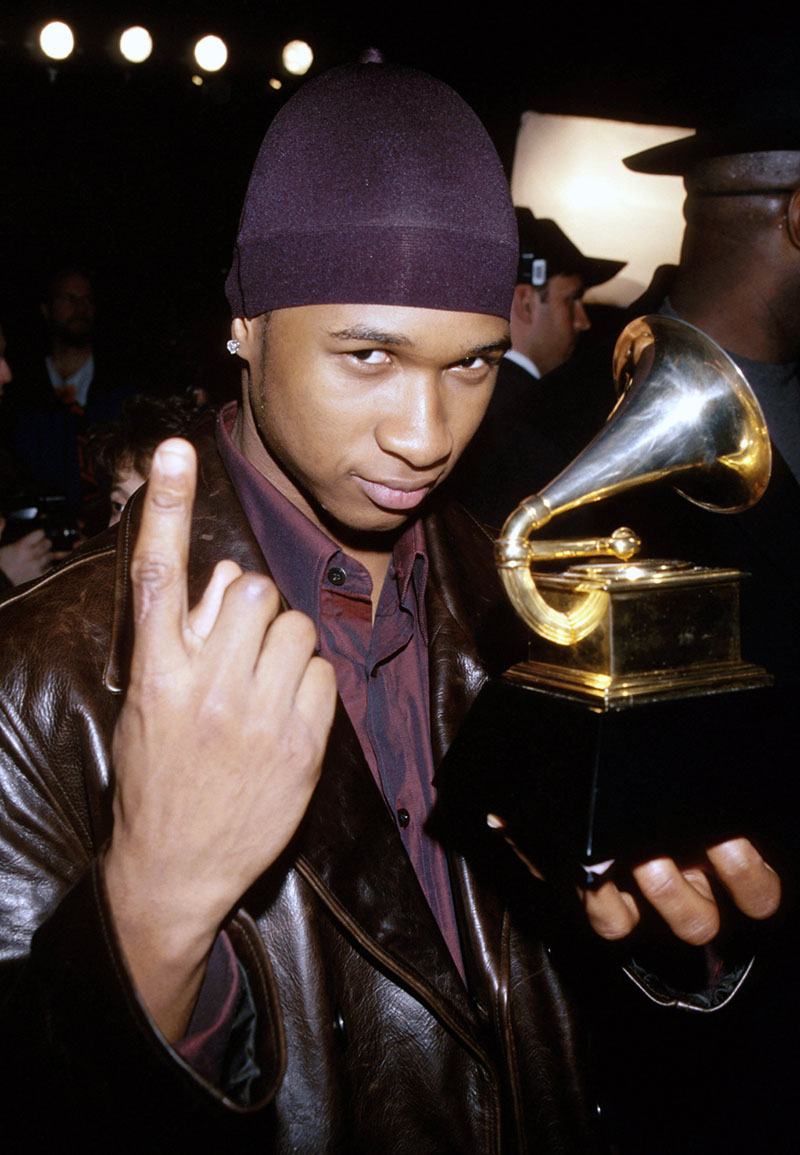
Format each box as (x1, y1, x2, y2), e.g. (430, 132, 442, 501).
(0, 420, 603, 1153)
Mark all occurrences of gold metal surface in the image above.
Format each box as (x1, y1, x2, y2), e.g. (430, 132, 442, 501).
(504, 559, 771, 707)
(494, 315, 771, 647)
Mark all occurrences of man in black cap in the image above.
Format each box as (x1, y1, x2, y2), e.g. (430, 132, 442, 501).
(568, 96, 800, 1155)
(625, 112, 800, 481)
(0, 60, 780, 1153)
(505, 208, 624, 385)
(618, 97, 800, 683)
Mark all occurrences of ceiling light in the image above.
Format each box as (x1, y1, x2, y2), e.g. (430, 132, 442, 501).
(282, 40, 313, 76)
(194, 35, 227, 73)
(119, 27, 153, 64)
(40, 22, 74, 61)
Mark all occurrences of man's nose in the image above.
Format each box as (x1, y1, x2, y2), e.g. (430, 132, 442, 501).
(375, 374, 453, 468)
(574, 301, 591, 332)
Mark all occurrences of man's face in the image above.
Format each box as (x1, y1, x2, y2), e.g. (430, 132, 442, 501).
(109, 463, 147, 527)
(532, 273, 590, 375)
(236, 303, 508, 538)
(44, 273, 95, 346)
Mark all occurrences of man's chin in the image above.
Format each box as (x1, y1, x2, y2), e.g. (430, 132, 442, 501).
(317, 503, 416, 552)
(59, 327, 93, 348)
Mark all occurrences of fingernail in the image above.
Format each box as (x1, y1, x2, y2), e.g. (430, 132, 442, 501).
(154, 444, 187, 476)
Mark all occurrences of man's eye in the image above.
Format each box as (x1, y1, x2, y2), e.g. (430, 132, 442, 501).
(452, 355, 496, 371)
(350, 348, 391, 365)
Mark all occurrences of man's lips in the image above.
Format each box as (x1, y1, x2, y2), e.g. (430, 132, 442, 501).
(356, 476, 436, 512)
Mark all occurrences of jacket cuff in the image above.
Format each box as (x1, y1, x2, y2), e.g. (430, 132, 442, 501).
(623, 949, 754, 1011)
(12, 861, 285, 1137)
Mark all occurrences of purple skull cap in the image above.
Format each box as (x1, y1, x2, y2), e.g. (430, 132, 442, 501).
(226, 60, 517, 320)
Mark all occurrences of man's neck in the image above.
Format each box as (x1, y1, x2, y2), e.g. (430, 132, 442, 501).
(49, 340, 93, 380)
(670, 272, 800, 365)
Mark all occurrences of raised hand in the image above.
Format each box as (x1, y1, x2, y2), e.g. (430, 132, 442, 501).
(103, 440, 336, 1040)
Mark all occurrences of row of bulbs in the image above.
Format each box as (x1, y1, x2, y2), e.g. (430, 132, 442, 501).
(37, 22, 314, 79)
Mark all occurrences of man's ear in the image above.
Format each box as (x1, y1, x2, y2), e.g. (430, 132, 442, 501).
(787, 188, 800, 250)
(231, 316, 266, 361)
(511, 283, 535, 323)
(231, 316, 250, 346)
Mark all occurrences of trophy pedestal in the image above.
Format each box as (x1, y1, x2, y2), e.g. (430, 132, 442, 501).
(433, 562, 776, 883)
(434, 678, 773, 883)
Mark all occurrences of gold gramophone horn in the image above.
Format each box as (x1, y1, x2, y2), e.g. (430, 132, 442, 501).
(494, 315, 771, 645)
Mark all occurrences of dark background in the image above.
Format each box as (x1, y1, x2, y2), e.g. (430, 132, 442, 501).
(0, 3, 793, 395)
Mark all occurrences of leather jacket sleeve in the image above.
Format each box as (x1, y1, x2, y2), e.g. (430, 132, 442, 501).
(0, 544, 286, 1147)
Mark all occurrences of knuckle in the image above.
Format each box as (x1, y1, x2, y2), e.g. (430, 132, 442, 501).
(681, 910, 719, 946)
(277, 608, 317, 647)
(277, 722, 323, 780)
(312, 654, 337, 691)
(635, 860, 681, 904)
(585, 886, 640, 941)
(594, 916, 636, 942)
(237, 572, 279, 606)
(130, 551, 179, 591)
(711, 838, 760, 882)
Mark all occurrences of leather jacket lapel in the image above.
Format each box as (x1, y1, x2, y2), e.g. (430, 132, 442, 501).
(294, 700, 479, 1036)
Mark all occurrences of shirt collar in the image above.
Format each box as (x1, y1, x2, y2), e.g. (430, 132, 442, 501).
(504, 347, 541, 380)
(45, 351, 95, 406)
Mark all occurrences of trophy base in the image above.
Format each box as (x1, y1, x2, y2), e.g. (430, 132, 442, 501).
(505, 656, 771, 707)
(432, 675, 778, 881)
(519, 559, 769, 707)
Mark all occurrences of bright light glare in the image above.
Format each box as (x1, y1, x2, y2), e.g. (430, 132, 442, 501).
(268, 77, 283, 90)
(194, 35, 227, 72)
(282, 40, 313, 76)
(40, 22, 74, 61)
(120, 27, 153, 64)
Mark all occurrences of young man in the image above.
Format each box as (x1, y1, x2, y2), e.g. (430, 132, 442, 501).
(0, 60, 778, 1152)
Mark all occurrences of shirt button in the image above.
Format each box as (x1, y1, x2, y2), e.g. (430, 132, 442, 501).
(327, 566, 347, 586)
(397, 808, 410, 828)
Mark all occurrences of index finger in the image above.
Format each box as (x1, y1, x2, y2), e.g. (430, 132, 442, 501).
(129, 439, 197, 664)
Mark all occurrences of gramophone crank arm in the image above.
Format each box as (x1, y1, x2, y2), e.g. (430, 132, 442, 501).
(524, 526, 641, 562)
(494, 492, 641, 645)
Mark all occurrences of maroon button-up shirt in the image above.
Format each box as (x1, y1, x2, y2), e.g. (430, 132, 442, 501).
(216, 404, 464, 973)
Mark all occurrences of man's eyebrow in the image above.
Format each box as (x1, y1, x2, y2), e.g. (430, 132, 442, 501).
(327, 326, 411, 345)
(326, 329, 512, 357)
(465, 337, 512, 357)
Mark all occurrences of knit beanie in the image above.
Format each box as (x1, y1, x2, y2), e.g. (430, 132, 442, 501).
(225, 60, 517, 320)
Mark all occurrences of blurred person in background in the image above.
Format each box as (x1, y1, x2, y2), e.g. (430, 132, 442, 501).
(86, 393, 202, 528)
(4, 266, 133, 523)
(0, 323, 61, 589)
